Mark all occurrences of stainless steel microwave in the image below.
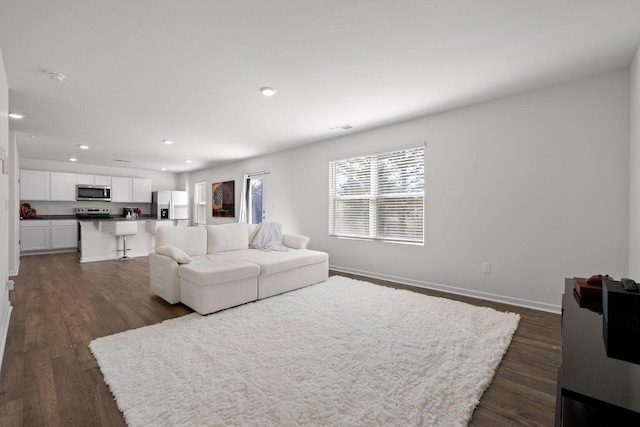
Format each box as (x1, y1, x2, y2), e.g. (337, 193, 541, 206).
(76, 185, 111, 201)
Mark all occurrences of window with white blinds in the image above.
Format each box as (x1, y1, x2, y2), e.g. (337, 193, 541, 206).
(329, 144, 424, 244)
(194, 181, 207, 225)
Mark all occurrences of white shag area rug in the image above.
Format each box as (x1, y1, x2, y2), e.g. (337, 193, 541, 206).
(90, 276, 520, 426)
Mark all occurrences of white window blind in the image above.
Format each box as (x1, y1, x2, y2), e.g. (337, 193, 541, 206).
(329, 144, 424, 244)
(194, 181, 207, 225)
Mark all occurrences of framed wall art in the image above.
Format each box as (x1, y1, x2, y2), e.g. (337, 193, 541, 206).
(212, 180, 235, 217)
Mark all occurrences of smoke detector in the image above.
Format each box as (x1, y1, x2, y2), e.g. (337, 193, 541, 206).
(46, 71, 66, 82)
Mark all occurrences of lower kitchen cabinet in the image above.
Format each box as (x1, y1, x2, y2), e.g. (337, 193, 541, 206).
(21, 219, 78, 253)
(20, 220, 51, 251)
(51, 220, 79, 249)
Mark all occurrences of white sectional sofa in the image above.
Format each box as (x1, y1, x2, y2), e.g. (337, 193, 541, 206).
(149, 222, 329, 314)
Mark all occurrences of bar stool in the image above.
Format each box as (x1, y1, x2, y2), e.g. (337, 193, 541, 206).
(115, 221, 138, 260)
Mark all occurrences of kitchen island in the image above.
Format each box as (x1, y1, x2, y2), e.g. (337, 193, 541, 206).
(78, 218, 177, 263)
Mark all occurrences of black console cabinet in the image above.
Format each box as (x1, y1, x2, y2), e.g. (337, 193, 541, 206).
(556, 279, 640, 426)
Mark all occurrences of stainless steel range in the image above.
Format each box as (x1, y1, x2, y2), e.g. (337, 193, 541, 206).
(75, 207, 111, 219)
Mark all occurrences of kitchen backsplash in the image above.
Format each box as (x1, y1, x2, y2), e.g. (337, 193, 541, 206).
(22, 201, 151, 217)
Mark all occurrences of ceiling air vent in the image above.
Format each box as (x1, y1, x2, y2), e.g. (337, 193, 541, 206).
(112, 159, 132, 163)
(330, 124, 354, 131)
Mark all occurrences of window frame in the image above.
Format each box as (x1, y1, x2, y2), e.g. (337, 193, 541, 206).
(328, 144, 425, 245)
(193, 181, 207, 225)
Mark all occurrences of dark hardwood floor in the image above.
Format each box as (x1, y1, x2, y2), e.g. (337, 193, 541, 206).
(0, 252, 561, 426)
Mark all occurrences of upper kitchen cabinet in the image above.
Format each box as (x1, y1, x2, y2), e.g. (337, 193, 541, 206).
(20, 170, 51, 200)
(20, 169, 152, 203)
(112, 177, 152, 203)
(132, 178, 152, 203)
(20, 170, 77, 202)
(21, 170, 77, 201)
(95, 175, 111, 186)
(77, 174, 111, 186)
(50, 172, 77, 201)
(111, 177, 133, 202)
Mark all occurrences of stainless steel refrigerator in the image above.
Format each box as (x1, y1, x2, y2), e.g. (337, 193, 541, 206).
(151, 190, 189, 220)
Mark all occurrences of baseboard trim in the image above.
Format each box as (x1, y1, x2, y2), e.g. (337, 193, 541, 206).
(9, 259, 19, 277)
(21, 248, 78, 257)
(329, 265, 561, 314)
(0, 305, 13, 373)
(80, 253, 149, 263)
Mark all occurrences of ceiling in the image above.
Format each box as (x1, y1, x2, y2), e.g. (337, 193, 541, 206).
(1, 1, 640, 173)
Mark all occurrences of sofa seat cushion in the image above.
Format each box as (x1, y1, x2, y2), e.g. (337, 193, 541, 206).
(178, 255, 259, 286)
(219, 249, 328, 276)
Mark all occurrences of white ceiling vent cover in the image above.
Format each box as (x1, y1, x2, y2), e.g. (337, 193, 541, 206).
(330, 124, 354, 131)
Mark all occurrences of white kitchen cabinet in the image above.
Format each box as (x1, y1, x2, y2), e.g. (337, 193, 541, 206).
(21, 219, 78, 252)
(77, 174, 111, 186)
(21, 169, 150, 203)
(111, 177, 133, 202)
(76, 174, 94, 185)
(132, 178, 152, 203)
(95, 175, 111, 186)
(111, 177, 152, 203)
(20, 170, 51, 201)
(20, 220, 51, 251)
(51, 220, 78, 249)
(50, 172, 77, 201)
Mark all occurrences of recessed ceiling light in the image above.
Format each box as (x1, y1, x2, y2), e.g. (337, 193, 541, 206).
(185, 159, 192, 163)
(78, 145, 89, 149)
(160, 167, 167, 171)
(69, 158, 78, 162)
(260, 87, 277, 96)
(163, 139, 174, 145)
(8, 113, 24, 119)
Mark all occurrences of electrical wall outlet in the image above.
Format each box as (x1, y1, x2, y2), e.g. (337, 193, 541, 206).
(5, 280, 15, 291)
(482, 263, 491, 274)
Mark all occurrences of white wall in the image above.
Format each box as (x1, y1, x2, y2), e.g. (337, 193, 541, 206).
(629, 45, 640, 278)
(190, 69, 630, 311)
(0, 47, 12, 370)
(8, 131, 18, 275)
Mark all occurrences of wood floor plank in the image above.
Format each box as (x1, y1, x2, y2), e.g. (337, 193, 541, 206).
(0, 398, 23, 427)
(23, 310, 47, 352)
(22, 347, 62, 426)
(0, 346, 23, 404)
(51, 353, 100, 426)
(45, 314, 75, 358)
(74, 340, 99, 372)
(2, 252, 561, 425)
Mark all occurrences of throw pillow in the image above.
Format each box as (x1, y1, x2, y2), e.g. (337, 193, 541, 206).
(283, 234, 310, 249)
(156, 245, 192, 264)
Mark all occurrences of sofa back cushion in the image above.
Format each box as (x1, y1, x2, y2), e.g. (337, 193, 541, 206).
(207, 223, 249, 253)
(156, 226, 207, 256)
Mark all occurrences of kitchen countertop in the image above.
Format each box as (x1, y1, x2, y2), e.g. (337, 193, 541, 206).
(21, 215, 165, 221)
(77, 215, 161, 221)
(20, 215, 76, 220)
